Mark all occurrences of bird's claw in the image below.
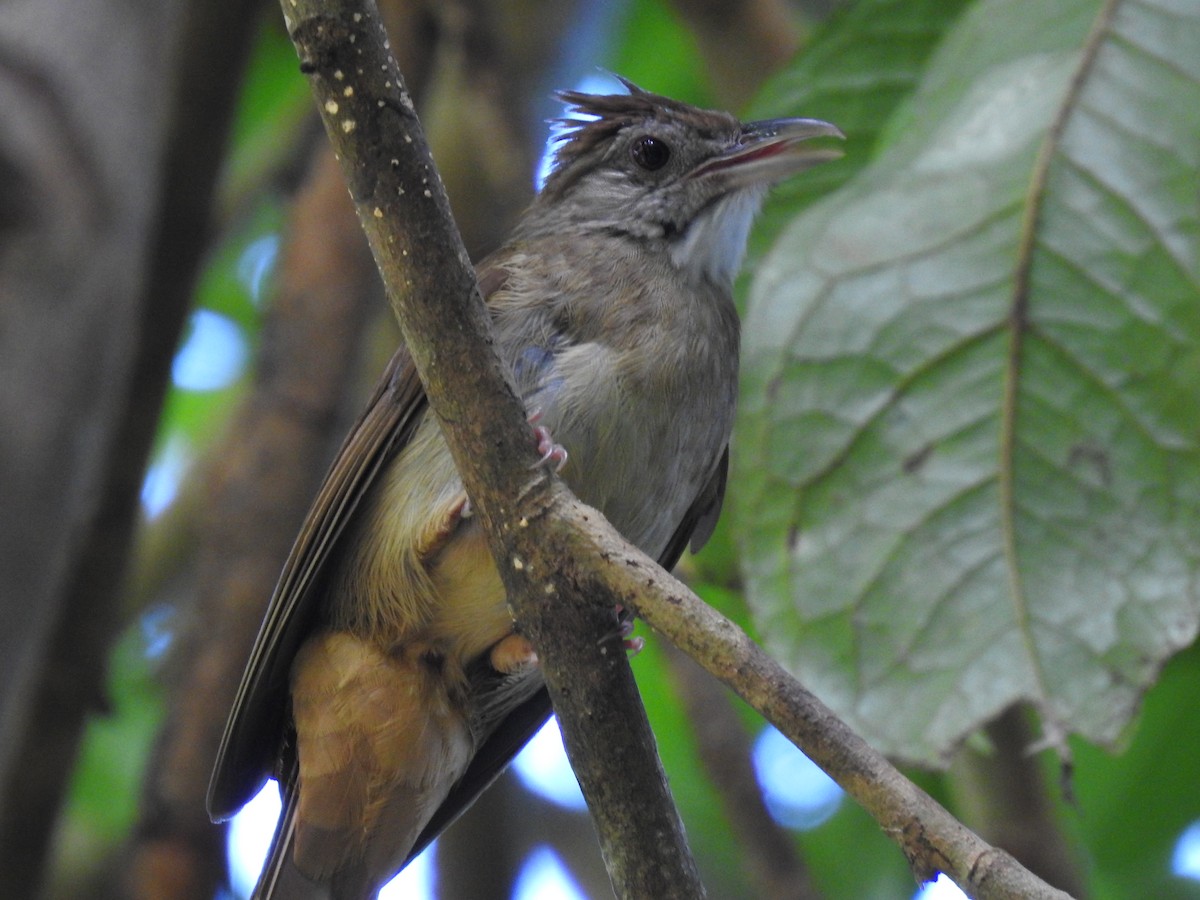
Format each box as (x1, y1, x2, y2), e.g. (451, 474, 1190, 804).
(489, 633, 538, 674)
(533, 425, 568, 472)
(612, 605, 644, 655)
(527, 410, 567, 472)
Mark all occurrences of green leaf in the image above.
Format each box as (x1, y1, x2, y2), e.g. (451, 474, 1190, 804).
(222, 20, 313, 203)
(608, 0, 713, 108)
(53, 620, 165, 880)
(735, 0, 1200, 765)
(748, 0, 975, 250)
(1061, 643, 1200, 897)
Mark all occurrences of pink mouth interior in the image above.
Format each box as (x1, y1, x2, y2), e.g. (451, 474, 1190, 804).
(698, 139, 790, 174)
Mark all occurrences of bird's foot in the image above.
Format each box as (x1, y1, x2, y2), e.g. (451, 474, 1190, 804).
(489, 633, 538, 675)
(461, 412, 564, 519)
(492, 617, 641, 672)
(528, 409, 567, 472)
(613, 605, 644, 655)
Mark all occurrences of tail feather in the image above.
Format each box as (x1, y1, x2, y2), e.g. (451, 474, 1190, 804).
(253, 767, 331, 900)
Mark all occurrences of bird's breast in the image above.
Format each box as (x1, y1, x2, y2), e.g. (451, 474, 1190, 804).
(525, 300, 739, 559)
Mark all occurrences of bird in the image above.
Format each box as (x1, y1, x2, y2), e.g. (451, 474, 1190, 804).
(207, 78, 842, 899)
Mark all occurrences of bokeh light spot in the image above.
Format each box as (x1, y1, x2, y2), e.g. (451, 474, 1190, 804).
(752, 725, 843, 829)
(172, 309, 247, 391)
(513, 846, 586, 900)
(1172, 819, 1200, 881)
(512, 717, 587, 811)
(913, 872, 968, 899)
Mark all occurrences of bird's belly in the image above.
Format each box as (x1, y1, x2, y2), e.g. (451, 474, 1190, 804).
(343, 360, 731, 666)
(560, 393, 733, 558)
(327, 412, 513, 663)
(425, 519, 512, 662)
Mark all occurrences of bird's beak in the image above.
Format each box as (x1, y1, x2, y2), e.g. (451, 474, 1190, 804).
(692, 117, 844, 188)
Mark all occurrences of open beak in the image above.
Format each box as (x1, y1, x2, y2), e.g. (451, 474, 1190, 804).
(692, 117, 844, 188)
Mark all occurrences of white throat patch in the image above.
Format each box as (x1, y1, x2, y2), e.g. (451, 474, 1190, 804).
(668, 187, 766, 284)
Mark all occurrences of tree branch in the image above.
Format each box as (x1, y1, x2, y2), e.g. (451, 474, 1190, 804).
(950, 707, 1086, 897)
(590, 528, 1075, 899)
(280, 2, 1076, 898)
(282, 2, 703, 896)
(0, 0, 257, 892)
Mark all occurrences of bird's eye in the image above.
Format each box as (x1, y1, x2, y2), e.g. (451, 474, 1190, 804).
(630, 135, 670, 171)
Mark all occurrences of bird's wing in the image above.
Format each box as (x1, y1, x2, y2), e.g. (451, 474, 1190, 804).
(207, 260, 515, 822)
(684, 447, 729, 558)
(401, 446, 730, 865)
(206, 345, 429, 821)
(207, 249, 731, 867)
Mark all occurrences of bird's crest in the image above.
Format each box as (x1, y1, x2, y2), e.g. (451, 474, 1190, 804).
(544, 78, 736, 192)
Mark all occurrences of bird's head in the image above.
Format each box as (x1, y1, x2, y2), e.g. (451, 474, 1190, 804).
(531, 79, 843, 284)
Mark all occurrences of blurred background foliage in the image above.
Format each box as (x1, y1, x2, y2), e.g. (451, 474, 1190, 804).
(24, 0, 1200, 898)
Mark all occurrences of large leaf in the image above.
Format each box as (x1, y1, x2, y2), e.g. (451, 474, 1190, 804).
(735, 0, 1200, 766)
(748, 0, 975, 249)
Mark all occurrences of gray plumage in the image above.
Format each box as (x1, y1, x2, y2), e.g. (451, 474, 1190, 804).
(208, 80, 841, 899)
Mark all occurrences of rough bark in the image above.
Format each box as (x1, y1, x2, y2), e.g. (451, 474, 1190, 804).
(283, 2, 706, 896)
(0, 0, 256, 893)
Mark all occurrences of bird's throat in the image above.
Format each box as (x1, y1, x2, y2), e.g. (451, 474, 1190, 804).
(667, 186, 766, 285)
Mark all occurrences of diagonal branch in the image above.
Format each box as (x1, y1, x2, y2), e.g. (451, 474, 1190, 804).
(281, 1, 703, 896)
(280, 1, 1075, 898)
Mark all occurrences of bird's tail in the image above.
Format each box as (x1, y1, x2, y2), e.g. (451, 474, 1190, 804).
(252, 763, 331, 900)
